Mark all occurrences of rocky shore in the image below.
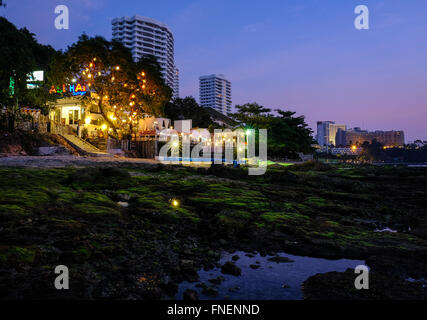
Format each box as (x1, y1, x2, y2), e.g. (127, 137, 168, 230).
(0, 162, 426, 299)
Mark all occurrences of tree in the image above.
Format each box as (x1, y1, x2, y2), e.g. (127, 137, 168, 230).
(49, 35, 171, 138)
(229, 102, 315, 159)
(229, 102, 272, 129)
(0, 17, 56, 131)
(268, 110, 315, 158)
(164, 96, 215, 128)
(358, 139, 385, 162)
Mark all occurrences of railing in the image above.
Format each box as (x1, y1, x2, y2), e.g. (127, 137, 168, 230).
(50, 121, 75, 135)
(107, 138, 157, 158)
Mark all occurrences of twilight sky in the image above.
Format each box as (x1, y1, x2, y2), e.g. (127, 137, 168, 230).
(2, 0, 427, 141)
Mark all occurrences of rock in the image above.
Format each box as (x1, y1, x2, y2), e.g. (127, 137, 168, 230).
(195, 282, 207, 289)
(202, 287, 219, 297)
(183, 289, 199, 301)
(303, 269, 427, 300)
(160, 281, 178, 297)
(38, 146, 70, 156)
(207, 250, 220, 258)
(117, 193, 131, 201)
(117, 202, 129, 207)
(249, 264, 261, 269)
(208, 276, 225, 285)
(245, 253, 255, 258)
(228, 286, 240, 292)
(232, 254, 240, 261)
(267, 256, 294, 263)
(221, 262, 241, 276)
(180, 259, 194, 270)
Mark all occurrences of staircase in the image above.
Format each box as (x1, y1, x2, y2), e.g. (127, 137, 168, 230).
(60, 134, 112, 157)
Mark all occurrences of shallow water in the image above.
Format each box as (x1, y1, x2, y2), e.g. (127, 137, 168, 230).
(176, 251, 364, 300)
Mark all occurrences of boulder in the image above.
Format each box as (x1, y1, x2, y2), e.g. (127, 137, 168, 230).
(221, 262, 241, 276)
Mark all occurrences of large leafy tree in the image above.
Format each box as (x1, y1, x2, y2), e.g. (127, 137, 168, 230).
(229, 102, 315, 158)
(49, 35, 171, 138)
(164, 96, 216, 128)
(0, 17, 56, 130)
(268, 110, 315, 158)
(229, 102, 272, 129)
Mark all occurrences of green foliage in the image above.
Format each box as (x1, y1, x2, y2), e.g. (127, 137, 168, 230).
(164, 96, 217, 129)
(229, 103, 315, 159)
(0, 17, 57, 130)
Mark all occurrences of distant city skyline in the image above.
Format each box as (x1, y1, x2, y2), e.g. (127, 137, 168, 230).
(2, 0, 427, 141)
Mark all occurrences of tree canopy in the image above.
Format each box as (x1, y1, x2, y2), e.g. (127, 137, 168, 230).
(0, 17, 56, 130)
(164, 96, 217, 129)
(49, 34, 171, 138)
(229, 102, 315, 158)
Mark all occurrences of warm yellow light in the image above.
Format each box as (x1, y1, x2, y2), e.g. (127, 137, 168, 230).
(111, 77, 115, 81)
(351, 145, 357, 151)
(172, 141, 179, 148)
(116, 66, 120, 70)
(98, 72, 101, 76)
(101, 124, 107, 130)
(171, 199, 179, 207)
(88, 74, 92, 78)
(85, 117, 91, 125)
(89, 63, 93, 68)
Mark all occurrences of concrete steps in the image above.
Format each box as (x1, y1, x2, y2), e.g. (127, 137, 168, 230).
(60, 134, 112, 157)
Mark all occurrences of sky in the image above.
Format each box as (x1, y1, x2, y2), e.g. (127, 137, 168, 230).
(2, 0, 427, 141)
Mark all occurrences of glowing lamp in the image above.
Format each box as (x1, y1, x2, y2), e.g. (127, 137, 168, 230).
(85, 117, 91, 125)
(171, 199, 179, 208)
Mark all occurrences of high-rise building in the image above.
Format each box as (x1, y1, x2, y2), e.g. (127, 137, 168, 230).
(173, 67, 179, 100)
(199, 74, 232, 115)
(346, 128, 405, 147)
(316, 121, 346, 146)
(112, 15, 178, 98)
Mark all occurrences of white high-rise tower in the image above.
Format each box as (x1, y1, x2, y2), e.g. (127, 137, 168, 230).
(199, 74, 232, 115)
(112, 15, 179, 99)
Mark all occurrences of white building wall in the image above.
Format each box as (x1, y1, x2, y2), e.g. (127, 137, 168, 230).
(112, 15, 178, 98)
(199, 74, 232, 115)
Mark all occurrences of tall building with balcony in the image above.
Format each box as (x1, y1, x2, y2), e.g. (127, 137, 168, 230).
(199, 74, 232, 115)
(112, 15, 179, 99)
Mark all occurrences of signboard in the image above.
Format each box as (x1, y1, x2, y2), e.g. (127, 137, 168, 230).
(27, 71, 44, 89)
(49, 83, 87, 96)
